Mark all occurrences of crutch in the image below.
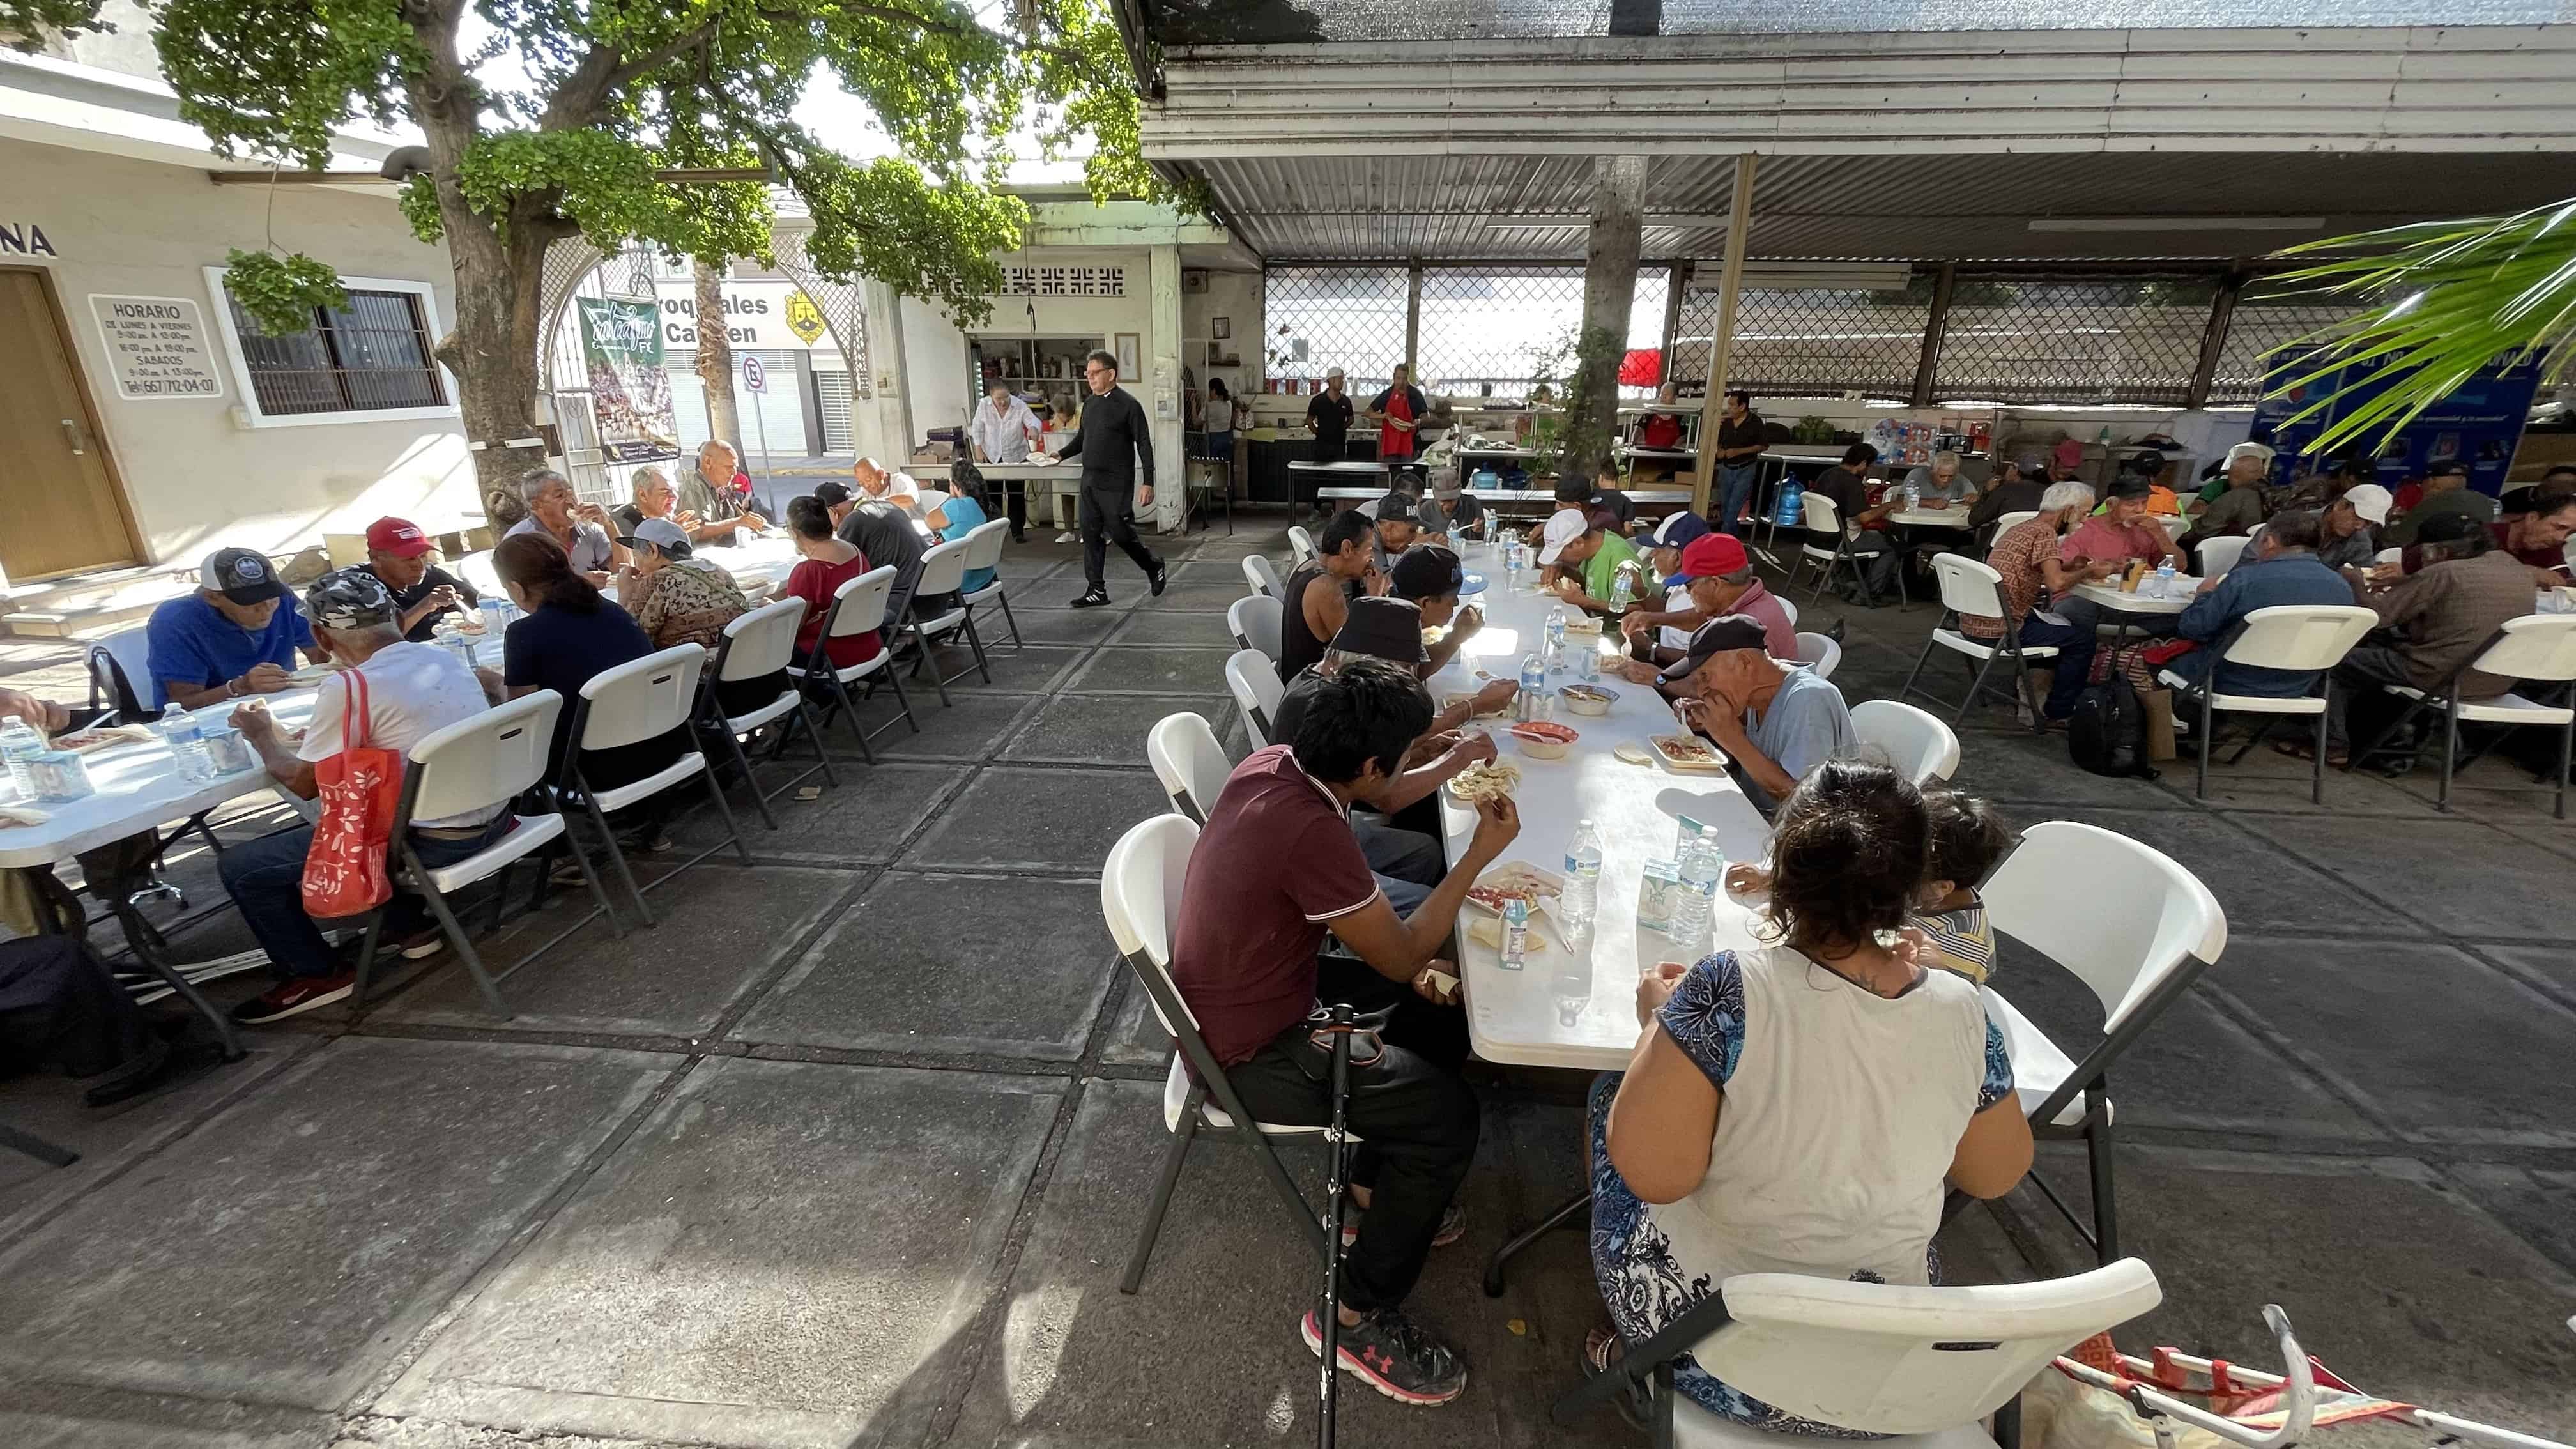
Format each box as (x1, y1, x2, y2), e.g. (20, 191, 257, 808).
(1315, 1000, 1358, 1449)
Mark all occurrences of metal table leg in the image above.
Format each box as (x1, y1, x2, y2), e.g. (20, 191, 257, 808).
(1482, 1186, 1593, 1297)
(34, 871, 245, 1062)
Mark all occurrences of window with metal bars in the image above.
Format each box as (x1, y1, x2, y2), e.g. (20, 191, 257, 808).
(1671, 284, 1931, 401)
(224, 286, 447, 417)
(1930, 275, 2214, 406)
(2205, 289, 2356, 406)
(1416, 265, 1669, 401)
(1262, 265, 1409, 395)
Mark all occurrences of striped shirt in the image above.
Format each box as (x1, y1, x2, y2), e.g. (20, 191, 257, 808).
(1912, 900, 1997, 986)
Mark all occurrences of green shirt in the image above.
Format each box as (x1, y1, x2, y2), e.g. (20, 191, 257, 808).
(1583, 530, 1641, 606)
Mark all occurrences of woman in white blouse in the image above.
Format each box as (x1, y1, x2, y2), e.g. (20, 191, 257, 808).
(1588, 758, 2033, 1433)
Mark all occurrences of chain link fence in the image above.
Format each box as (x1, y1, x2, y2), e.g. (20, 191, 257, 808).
(1672, 284, 1931, 401)
(1931, 275, 2216, 405)
(2206, 287, 2355, 406)
(1261, 265, 1411, 394)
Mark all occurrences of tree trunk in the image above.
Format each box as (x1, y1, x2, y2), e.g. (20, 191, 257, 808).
(693, 257, 742, 452)
(1564, 155, 1648, 484)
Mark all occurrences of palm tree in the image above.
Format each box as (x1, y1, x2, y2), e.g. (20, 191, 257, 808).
(2262, 199, 2576, 452)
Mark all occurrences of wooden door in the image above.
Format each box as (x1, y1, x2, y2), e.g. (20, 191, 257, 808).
(0, 269, 139, 581)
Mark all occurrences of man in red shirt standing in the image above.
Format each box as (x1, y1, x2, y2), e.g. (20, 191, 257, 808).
(1365, 363, 1430, 470)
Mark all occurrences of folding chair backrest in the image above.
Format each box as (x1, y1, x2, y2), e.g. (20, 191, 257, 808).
(1243, 553, 1284, 599)
(827, 565, 899, 640)
(1287, 526, 1319, 564)
(1229, 594, 1284, 661)
(88, 626, 153, 719)
(1801, 491, 1844, 535)
(2373, 546, 2402, 567)
(1849, 698, 1958, 784)
(1929, 552, 2008, 619)
(1776, 595, 1798, 627)
(2473, 613, 2576, 682)
(2219, 604, 2376, 671)
(2198, 535, 2251, 578)
(1101, 813, 1204, 1037)
(717, 598, 808, 682)
(1146, 710, 1232, 823)
(915, 536, 970, 595)
(1225, 648, 1284, 747)
(1793, 632, 1841, 680)
(406, 689, 562, 826)
(578, 644, 705, 751)
(454, 549, 505, 599)
(1696, 1259, 2162, 1436)
(962, 518, 1011, 574)
(1989, 510, 2039, 539)
(1983, 820, 2227, 1032)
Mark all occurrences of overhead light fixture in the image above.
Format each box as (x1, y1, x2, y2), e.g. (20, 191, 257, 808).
(2027, 217, 2326, 233)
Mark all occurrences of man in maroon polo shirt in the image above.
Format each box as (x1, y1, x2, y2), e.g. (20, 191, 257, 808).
(1168, 656, 1518, 1408)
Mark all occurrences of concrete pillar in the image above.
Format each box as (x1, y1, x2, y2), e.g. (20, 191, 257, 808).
(1567, 155, 1648, 483)
(856, 279, 910, 463)
(1147, 242, 1186, 532)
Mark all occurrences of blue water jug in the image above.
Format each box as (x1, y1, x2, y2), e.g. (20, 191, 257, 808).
(1774, 477, 1805, 527)
(1469, 468, 1500, 491)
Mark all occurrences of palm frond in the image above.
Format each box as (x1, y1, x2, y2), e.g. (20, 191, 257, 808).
(2255, 199, 2576, 454)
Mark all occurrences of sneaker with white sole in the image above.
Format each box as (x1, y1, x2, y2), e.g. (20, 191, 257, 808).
(1300, 1305, 1468, 1406)
(1342, 1199, 1465, 1250)
(229, 968, 357, 1025)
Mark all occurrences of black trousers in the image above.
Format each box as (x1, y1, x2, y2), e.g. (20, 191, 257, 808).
(0, 935, 158, 1081)
(1078, 483, 1160, 592)
(1225, 958, 1478, 1315)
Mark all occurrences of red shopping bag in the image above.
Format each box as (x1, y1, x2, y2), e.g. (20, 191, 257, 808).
(300, 669, 403, 920)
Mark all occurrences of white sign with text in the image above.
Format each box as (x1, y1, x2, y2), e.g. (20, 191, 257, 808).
(88, 294, 224, 401)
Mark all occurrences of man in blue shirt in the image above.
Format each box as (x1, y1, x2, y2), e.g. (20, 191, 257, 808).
(1669, 614, 1856, 814)
(2166, 509, 2356, 698)
(144, 547, 323, 709)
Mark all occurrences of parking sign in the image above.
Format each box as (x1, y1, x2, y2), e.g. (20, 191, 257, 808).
(742, 355, 766, 393)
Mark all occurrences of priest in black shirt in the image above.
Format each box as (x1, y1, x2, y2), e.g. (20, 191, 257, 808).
(1051, 349, 1167, 607)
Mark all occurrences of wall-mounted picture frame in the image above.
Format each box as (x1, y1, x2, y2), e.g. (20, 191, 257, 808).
(1114, 331, 1141, 378)
(1211, 316, 1231, 340)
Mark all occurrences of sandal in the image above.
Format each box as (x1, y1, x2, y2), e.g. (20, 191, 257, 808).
(1584, 1322, 1620, 1374)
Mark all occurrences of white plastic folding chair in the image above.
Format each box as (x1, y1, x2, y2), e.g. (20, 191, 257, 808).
(345, 690, 623, 1020)
(2155, 604, 2375, 803)
(1243, 553, 1284, 599)
(700, 597, 838, 829)
(2350, 613, 2576, 817)
(1775, 595, 1799, 627)
(1789, 492, 1880, 608)
(1225, 648, 1284, 747)
(1792, 631, 1841, 680)
(1987, 509, 2040, 548)
(2195, 534, 2252, 578)
(957, 518, 1023, 650)
(453, 549, 505, 601)
(1146, 710, 1232, 823)
(1900, 553, 2060, 729)
(1554, 1258, 2165, 1449)
(907, 536, 991, 703)
(1228, 593, 1284, 661)
(1287, 525, 1319, 565)
(804, 564, 919, 763)
(1101, 813, 1337, 1294)
(558, 645, 753, 927)
(2373, 546, 2402, 567)
(84, 625, 155, 722)
(1975, 820, 2227, 1264)
(1850, 698, 1959, 785)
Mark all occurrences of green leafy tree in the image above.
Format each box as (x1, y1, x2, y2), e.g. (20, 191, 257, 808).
(6, 0, 1167, 497)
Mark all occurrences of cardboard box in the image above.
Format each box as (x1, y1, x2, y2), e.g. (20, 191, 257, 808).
(2141, 685, 2178, 762)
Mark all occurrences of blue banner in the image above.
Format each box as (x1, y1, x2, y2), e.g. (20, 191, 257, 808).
(2251, 350, 2542, 497)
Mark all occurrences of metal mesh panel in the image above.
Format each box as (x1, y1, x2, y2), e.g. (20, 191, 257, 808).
(1931, 275, 2214, 405)
(1671, 284, 1931, 401)
(1413, 266, 1669, 401)
(1262, 265, 1409, 394)
(772, 231, 873, 399)
(2207, 287, 2358, 406)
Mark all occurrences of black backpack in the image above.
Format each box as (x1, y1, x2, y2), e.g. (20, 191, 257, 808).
(2067, 669, 2158, 779)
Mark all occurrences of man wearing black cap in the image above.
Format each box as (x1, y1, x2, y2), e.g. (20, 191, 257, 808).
(2318, 509, 2536, 766)
(144, 547, 330, 710)
(1388, 546, 1485, 674)
(1666, 613, 1856, 814)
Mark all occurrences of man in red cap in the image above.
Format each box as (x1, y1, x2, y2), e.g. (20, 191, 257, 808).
(1614, 531, 1797, 680)
(358, 517, 482, 643)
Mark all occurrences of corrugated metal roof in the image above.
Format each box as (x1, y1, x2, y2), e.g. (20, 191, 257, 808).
(1193, 150, 2576, 261)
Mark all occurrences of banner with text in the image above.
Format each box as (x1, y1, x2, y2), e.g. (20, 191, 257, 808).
(578, 297, 681, 464)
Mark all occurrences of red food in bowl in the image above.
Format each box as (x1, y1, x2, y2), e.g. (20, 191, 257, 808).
(1511, 721, 1579, 743)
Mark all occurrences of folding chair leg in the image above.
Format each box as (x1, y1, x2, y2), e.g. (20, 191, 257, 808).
(791, 700, 841, 789)
(724, 722, 779, 831)
(831, 675, 878, 764)
(346, 910, 388, 1018)
(1121, 1099, 1200, 1294)
(701, 765, 755, 866)
(1898, 633, 1938, 703)
(964, 610, 993, 685)
(1954, 652, 1999, 727)
(2557, 713, 2572, 820)
(420, 879, 515, 1020)
(2313, 688, 2331, 805)
(2085, 1108, 2119, 1265)
(585, 797, 655, 930)
(914, 624, 954, 706)
(996, 589, 1025, 650)
(2195, 691, 2212, 799)
(2437, 702, 2460, 812)
(882, 657, 923, 733)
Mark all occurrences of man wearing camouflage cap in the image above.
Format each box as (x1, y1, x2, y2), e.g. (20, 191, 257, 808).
(218, 569, 514, 1026)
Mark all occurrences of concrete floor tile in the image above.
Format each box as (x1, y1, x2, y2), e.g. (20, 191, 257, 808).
(1938, 730, 2194, 810)
(1101, 610, 1239, 647)
(0, 1381, 335, 1448)
(379, 1060, 1062, 1449)
(369, 866, 860, 1036)
(1062, 645, 1236, 694)
(732, 875, 1117, 1059)
(999, 693, 1234, 767)
(900, 766, 1168, 873)
(2205, 937, 2576, 1146)
(1100, 981, 1171, 1068)
(832, 688, 1041, 762)
(2472, 943, 2576, 1013)
(0, 1038, 672, 1410)
(2442, 1163, 2576, 1280)
(2041, 807, 2421, 939)
(1139, 581, 1245, 613)
(985, 605, 1128, 646)
(669, 762, 961, 865)
(1167, 556, 1256, 580)
(907, 640, 1087, 696)
(2227, 815, 2572, 940)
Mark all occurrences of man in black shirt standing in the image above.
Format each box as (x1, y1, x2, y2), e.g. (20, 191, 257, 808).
(1050, 349, 1166, 608)
(1303, 367, 1356, 516)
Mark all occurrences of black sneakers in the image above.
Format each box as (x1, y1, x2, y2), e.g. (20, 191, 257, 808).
(1301, 1305, 1469, 1406)
(1147, 560, 1169, 597)
(1068, 590, 1112, 609)
(229, 969, 357, 1025)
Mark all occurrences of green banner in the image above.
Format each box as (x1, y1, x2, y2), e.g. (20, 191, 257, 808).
(577, 296, 680, 464)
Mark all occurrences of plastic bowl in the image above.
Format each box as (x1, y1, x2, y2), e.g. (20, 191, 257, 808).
(1558, 685, 1615, 716)
(1511, 723, 1577, 760)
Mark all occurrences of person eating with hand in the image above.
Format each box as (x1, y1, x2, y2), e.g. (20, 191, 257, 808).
(2051, 476, 2184, 640)
(1542, 511, 1641, 616)
(502, 469, 619, 585)
(357, 516, 480, 643)
(1278, 509, 1384, 684)
(1386, 545, 1486, 675)
(1619, 512, 1715, 656)
(1662, 615, 1857, 814)
(1168, 655, 1516, 1408)
(615, 464, 768, 546)
(1614, 531, 1795, 677)
(145, 546, 330, 709)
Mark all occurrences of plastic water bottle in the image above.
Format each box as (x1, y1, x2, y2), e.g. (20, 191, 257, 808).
(1575, 636, 1600, 682)
(1545, 604, 1567, 650)
(1, 714, 44, 797)
(1904, 480, 1921, 512)
(160, 702, 212, 783)
(1673, 837, 1724, 952)
(1501, 897, 1529, 971)
(2154, 561, 2178, 600)
(1561, 818, 1604, 928)
(1517, 652, 1545, 723)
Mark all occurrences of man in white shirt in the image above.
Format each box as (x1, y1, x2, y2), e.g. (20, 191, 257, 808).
(970, 379, 1046, 540)
(217, 570, 514, 1025)
(852, 456, 945, 529)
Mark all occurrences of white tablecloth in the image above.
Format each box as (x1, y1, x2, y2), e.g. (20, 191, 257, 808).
(1884, 507, 1975, 530)
(1428, 548, 1772, 1070)
(2073, 578, 2198, 616)
(0, 691, 321, 869)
